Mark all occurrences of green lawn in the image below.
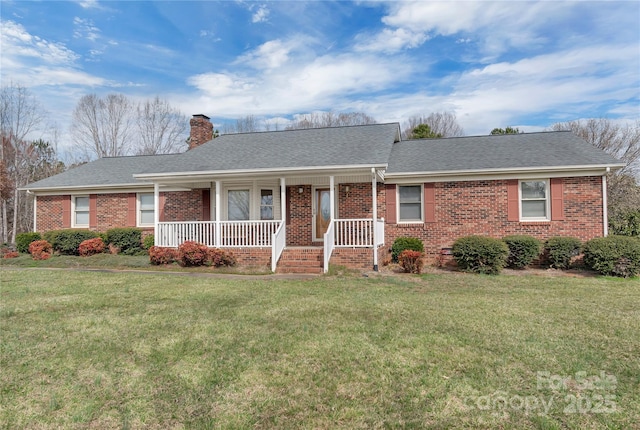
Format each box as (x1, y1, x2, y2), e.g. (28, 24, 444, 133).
(1, 269, 638, 429)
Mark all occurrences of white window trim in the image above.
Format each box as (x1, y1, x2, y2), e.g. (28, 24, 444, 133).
(137, 192, 155, 227)
(226, 188, 251, 221)
(397, 184, 424, 224)
(72, 195, 90, 228)
(519, 179, 550, 222)
(259, 188, 276, 221)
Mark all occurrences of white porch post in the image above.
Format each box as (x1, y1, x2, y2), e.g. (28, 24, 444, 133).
(215, 180, 221, 247)
(602, 169, 609, 237)
(280, 177, 286, 227)
(32, 193, 37, 232)
(329, 176, 335, 219)
(153, 183, 159, 246)
(372, 168, 378, 271)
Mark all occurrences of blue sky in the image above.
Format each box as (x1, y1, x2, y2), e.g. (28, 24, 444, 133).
(1, 0, 639, 153)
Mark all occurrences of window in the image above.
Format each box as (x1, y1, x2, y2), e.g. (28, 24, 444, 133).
(228, 190, 250, 220)
(73, 196, 89, 227)
(520, 180, 549, 220)
(398, 185, 422, 222)
(138, 193, 155, 226)
(260, 189, 274, 220)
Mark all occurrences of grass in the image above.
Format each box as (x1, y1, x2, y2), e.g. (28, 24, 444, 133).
(0, 269, 638, 429)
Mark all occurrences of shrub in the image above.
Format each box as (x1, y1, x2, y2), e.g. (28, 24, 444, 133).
(142, 234, 155, 250)
(177, 241, 209, 267)
(452, 235, 509, 275)
(0, 244, 17, 258)
(544, 237, 582, 269)
(3, 251, 19, 259)
(149, 246, 177, 265)
(43, 229, 98, 255)
(503, 235, 541, 269)
(398, 250, 424, 274)
(583, 236, 640, 278)
(391, 237, 424, 263)
(16, 232, 42, 253)
(29, 240, 53, 260)
(105, 228, 143, 255)
(609, 210, 640, 237)
(78, 237, 105, 257)
(208, 248, 237, 267)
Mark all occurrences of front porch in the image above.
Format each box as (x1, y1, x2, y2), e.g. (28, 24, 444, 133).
(155, 218, 385, 273)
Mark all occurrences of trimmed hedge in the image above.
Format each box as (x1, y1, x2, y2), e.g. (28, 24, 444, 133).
(43, 229, 99, 255)
(16, 232, 42, 253)
(452, 235, 509, 275)
(105, 228, 143, 255)
(391, 237, 424, 263)
(583, 236, 640, 278)
(544, 237, 581, 269)
(142, 234, 155, 250)
(503, 235, 541, 269)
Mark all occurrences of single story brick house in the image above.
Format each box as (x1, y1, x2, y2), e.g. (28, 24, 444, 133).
(24, 115, 624, 273)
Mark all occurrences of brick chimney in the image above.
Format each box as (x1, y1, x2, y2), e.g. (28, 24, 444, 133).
(189, 114, 213, 149)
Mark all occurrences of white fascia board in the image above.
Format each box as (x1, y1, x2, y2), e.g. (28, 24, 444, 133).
(25, 184, 192, 196)
(133, 164, 388, 182)
(385, 164, 624, 184)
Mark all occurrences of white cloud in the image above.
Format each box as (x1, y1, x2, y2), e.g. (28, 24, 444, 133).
(252, 5, 270, 23)
(355, 28, 428, 53)
(77, 0, 101, 9)
(1, 20, 79, 64)
(73, 17, 101, 42)
(236, 39, 295, 70)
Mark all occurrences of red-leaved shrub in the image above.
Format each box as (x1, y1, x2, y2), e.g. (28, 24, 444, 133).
(149, 246, 177, 265)
(208, 248, 237, 267)
(79, 237, 105, 257)
(399, 250, 424, 274)
(177, 241, 209, 267)
(3, 251, 19, 259)
(29, 240, 53, 261)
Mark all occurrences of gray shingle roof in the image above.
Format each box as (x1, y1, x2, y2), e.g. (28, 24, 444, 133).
(24, 153, 181, 190)
(24, 128, 622, 191)
(137, 123, 401, 175)
(386, 131, 623, 174)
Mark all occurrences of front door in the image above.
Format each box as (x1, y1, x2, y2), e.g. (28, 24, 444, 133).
(315, 188, 332, 240)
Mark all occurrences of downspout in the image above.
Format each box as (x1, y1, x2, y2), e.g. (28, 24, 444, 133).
(372, 168, 378, 271)
(602, 168, 609, 237)
(154, 183, 160, 245)
(29, 191, 37, 232)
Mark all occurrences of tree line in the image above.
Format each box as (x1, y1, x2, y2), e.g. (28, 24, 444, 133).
(1, 82, 638, 242)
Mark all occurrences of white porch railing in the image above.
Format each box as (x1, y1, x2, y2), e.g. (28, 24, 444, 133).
(334, 218, 385, 247)
(156, 221, 281, 248)
(323, 220, 335, 273)
(271, 222, 286, 272)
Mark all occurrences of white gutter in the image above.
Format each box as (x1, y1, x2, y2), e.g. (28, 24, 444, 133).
(385, 163, 626, 179)
(133, 164, 389, 181)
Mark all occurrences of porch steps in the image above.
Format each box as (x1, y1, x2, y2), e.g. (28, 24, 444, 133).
(276, 247, 324, 274)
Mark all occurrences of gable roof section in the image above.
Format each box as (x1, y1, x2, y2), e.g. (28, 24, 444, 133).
(386, 131, 624, 177)
(23, 153, 181, 191)
(135, 123, 401, 178)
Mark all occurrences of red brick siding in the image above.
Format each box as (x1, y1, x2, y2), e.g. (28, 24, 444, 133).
(36, 190, 207, 234)
(286, 185, 314, 246)
(331, 248, 373, 269)
(384, 176, 605, 263)
(36, 195, 68, 232)
(226, 247, 271, 267)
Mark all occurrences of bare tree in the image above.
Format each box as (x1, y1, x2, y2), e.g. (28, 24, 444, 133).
(221, 115, 261, 134)
(401, 112, 464, 139)
(286, 111, 376, 130)
(550, 118, 640, 177)
(0, 83, 48, 243)
(550, 118, 640, 234)
(136, 96, 188, 155)
(70, 93, 135, 160)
